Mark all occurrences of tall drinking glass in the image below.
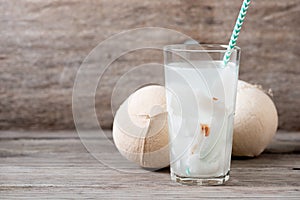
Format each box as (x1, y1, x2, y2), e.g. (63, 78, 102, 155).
(164, 44, 240, 185)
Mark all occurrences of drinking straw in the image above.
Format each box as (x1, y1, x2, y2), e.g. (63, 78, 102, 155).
(223, 0, 251, 66)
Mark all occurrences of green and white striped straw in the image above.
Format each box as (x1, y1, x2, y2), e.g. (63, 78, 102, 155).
(223, 0, 251, 66)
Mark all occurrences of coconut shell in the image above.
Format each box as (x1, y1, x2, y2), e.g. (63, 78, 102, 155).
(113, 85, 169, 169)
(232, 80, 278, 157)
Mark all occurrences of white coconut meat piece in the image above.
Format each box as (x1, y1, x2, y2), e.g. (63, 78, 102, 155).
(113, 85, 169, 169)
(232, 80, 278, 157)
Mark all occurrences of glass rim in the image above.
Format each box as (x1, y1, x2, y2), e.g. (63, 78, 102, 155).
(164, 44, 240, 53)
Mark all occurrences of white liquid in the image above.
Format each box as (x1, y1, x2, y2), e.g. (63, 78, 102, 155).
(165, 61, 238, 178)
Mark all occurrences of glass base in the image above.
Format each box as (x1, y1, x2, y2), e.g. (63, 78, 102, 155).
(171, 171, 230, 186)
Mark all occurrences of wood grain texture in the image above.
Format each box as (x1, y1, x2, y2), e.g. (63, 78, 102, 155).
(0, 130, 299, 199)
(0, 0, 299, 130)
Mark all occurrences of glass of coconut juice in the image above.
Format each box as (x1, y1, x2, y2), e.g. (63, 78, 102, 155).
(164, 44, 240, 185)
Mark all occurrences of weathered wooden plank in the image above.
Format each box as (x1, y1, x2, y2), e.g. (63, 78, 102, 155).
(1, 187, 299, 199)
(0, 130, 299, 198)
(0, 0, 299, 131)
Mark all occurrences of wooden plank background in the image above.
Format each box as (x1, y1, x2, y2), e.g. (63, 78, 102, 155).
(0, 0, 299, 131)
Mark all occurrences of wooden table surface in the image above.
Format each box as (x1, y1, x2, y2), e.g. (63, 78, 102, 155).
(0, 130, 299, 199)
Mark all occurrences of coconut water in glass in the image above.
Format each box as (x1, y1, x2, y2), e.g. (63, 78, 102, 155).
(164, 44, 240, 185)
